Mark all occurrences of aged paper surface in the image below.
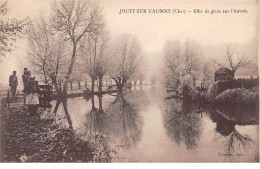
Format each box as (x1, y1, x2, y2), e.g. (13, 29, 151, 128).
(0, 0, 259, 163)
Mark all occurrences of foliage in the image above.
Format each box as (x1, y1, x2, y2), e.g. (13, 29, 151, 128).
(86, 132, 123, 162)
(0, 0, 30, 59)
(236, 78, 259, 89)
(206, 80, 240, 101)
(163, 39, 201, 88)
(213, 88, 258, 107)
(0, 106, 93, 162)
(191, 89, 207, 101)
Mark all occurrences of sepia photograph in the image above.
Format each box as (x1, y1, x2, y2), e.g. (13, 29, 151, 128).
(0, 0, 259, 163)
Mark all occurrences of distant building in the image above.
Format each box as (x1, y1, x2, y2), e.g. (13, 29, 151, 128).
(215, 67, 234, 81)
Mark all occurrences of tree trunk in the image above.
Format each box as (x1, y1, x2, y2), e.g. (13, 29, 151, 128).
(78, 81, 81, 89)
(119, 80, 126, 92)
(91, 77, 95, 93)
(63, 42, 77, 94)
(113, 78, 127, 92)
(85, 81, 88, 89)
(91, 95, 95, 109)
(70, 82, 73, 90)
(53, 99, 61, 115)
(98, 75, 103, 93)
(62, 99, 73, 130)
(98, 95, 103, 110)
(231, 71, 235, 79)
(118, 84, 123, 92)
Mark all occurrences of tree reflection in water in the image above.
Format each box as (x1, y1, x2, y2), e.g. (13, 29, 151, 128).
(163, 99, 202, 150)
(163, 98, 257, 155)
(84, 92, 143, 150)
(207, 107, 257, 156)
(53, 98, 73, 130)
(105, 93, 143, 149)
(85, 95, 106, 135)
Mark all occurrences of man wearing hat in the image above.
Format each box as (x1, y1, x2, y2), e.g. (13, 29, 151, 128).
(9, 71, 18, 97)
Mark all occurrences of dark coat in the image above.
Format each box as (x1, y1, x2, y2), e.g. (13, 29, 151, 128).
(23, 81, 41, 94)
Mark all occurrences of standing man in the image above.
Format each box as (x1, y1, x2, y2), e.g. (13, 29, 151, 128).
(22, 68, 30, 90)
(9, 71, 18, 98)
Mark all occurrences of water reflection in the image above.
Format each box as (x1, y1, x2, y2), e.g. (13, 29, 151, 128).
(85, 96, 105, 135)
(163, 99, 202, 150)
(104, 93, 143, 149)
(52, 85, 258, 162)
(83, 91, 144, 149)
(163, 97, 258, 158)
(206, 106, 258, 156)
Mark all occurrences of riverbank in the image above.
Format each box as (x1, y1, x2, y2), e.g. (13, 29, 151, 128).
(165, 80, 259, 107)
(0, 100, 93, 162)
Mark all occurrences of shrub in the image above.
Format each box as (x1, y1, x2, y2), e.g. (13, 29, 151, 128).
(192, 90, 207, 102)
(206, 80, 241, 101)
(182, 84, 193, 98)
(213, 88, 259, 107)
(236, 78, 259, 89)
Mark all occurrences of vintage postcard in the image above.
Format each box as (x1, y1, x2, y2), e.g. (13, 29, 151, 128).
(0, 0, 259, 163)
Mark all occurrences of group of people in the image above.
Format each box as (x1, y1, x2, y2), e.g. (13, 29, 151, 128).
(9, 68, 41, 116)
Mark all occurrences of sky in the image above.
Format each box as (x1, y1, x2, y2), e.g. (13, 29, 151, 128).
(0, 0, 258, 87)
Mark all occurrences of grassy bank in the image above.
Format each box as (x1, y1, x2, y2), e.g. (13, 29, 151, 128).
(0, 102, 94, 162)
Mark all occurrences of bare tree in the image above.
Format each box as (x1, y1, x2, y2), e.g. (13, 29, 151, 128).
(182, 40, 200, 78)
(27, 17, 75, 128)
(46, 0, 104, 129)
(163, 40, 181, 76)
(213, 45, 251, 77)
(50, 0, 104, 94)
(27, 17, 67, 85)
(79, 34, 98, 93)
(79, 30, 110, 93)
(95, 30, 110, 93)
(130, 55, 146, 85)
(0, 0, 29, 60)
(109, 34, 141, 92)
(163, 40, 201, 88)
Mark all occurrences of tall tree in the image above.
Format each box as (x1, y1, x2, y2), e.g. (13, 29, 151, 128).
(27, 17, 73, 129)
(50, 0, 104, 93)
(95, 30, 110, 93)
(27, 17, 67, 85)
(163, 39, 201, 88)
(79, 30, 110, 93)
(109, 34, 141, 92)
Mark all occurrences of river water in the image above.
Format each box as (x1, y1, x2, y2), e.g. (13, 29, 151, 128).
(52, 85, 259, 162)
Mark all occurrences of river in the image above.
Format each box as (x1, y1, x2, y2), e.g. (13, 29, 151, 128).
(51, 85, 259, 162)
